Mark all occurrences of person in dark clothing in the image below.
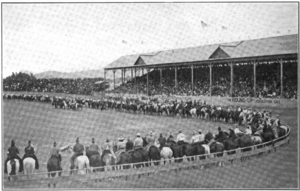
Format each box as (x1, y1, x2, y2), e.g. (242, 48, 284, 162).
(70, 137, 84, 169)
(158, 133, 166, 150)
(4, 140, 23, 173)
(125, 138, 134, 151)
(216, 127, 226, 142)
(86, 138, 100, 160)
(22, 140, 39, 170)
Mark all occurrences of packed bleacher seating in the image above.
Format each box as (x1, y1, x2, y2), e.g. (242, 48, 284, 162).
(4, 62, 297, 99)
(107, 62, 297, 99)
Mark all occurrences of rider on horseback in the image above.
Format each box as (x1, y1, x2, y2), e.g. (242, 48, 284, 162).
(234, 124, 244, 137)
(70, 137, 84, 170)
(126, 137, 134, 151)
(274, 115, 281, 127)
(134, 133, 143, 150)
(22, 140, 39, 170)
(100, 139, 116, 161)
(167, 132, 175, 143)
(176, 130, 186, 146)
(117, 137, 126, 151)
(190, 131, 200, 144)
(146, 131, 155, 146)
(4, 140, 23, 173)
(86, 138, 100, 160)
(158, 133, 166, 150)
(50, 141, 62, 171)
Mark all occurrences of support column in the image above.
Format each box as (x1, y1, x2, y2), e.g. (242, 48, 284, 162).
(147, 68, 149, 95)
(135, 68, 137, 94)
(280, 59, 283, 98)
(253, 61, 257, 97)
(131, 69, 133, 81)
(142, 68, 144, 76)
(124, 69, 126, 84)
(113, 70, 116, 89)
(160, 68, 163, 93)
(121, 69, 124, 85)
(209, 64, 212, 96)
(104, 70, 106, 82)
(175, 67, 178, 88)
(191, 65, 194, 94)
(230, 63, 234, 97)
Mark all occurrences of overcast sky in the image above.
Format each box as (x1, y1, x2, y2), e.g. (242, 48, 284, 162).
(2, 3, 298, 77)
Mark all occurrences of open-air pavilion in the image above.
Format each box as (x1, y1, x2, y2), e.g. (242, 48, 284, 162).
(104, 34, 298, 98)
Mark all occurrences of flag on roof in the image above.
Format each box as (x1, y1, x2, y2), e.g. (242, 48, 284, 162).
(222, 26, 227, 30)
(201, 21, 208, 28)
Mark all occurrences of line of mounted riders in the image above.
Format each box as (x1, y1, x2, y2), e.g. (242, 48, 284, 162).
(5, 110, 288, 184)
(3, 93, 275, 125)
(3, 93, 84, 110)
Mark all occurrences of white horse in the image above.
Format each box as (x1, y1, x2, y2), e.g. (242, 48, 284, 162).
(160, 147, 173, 165)
(6, 159, 20, 181)
(251, 135, 263, 144)
(23, 158, 35, 179)
(189, 108, 197, 118)
(71, 155, 91, 175)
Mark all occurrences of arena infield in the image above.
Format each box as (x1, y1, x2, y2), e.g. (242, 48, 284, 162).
(2, 97, 299, 189)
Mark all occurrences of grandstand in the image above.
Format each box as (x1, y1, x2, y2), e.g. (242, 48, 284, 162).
(104, 34, 298, 99)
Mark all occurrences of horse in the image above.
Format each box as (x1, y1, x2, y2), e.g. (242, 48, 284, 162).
(184, 143, 206, 161)
(208, 141, 224, 157)
(189, 107, 197, 118)
(116, 152, 132, 170)
(148, 146, 160, 165)
(160, 147, 173, 165)
(23, 157, 35, 179)
(6, 159, 20, 181)
(234, 134, 254, 152)
(89, 154, 102, 172)
(70, 155, 91, 175)
(251, 135, 263, 145)
(47, 156, 62, 188)
(102, 153, 115, 171)
(128, 150, 144, 168)
(168, 142, 185, 163)
(278, 125, 288, 138)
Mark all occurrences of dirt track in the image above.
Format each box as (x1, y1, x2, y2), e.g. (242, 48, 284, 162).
(2, 99, 298, 188)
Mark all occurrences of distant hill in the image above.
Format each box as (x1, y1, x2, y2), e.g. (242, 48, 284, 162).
(34, 69, 133, 82)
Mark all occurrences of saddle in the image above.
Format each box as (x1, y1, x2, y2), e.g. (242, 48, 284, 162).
(144, 144, 155, 152)
(127, 149, 134, 155)
(115, 149, 126, 163)
(134, 147, 143, 151)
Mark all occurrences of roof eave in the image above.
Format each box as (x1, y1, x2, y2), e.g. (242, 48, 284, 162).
(104, 53, 297, 70)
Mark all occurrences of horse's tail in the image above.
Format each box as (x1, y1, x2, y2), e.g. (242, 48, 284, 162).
(10, 160, 16, 175)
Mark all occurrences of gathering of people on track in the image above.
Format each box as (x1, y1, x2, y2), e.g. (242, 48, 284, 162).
(4, 103, 288, 178)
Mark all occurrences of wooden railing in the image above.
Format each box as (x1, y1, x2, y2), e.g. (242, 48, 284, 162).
(4, 124, 291, 187)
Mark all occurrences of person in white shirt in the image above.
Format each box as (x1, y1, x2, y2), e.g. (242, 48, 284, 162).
(190, 131, 199, 144)
(176, 130, 186, 145)
(234, 125, 244, 137)
(198, 131, 205, 143)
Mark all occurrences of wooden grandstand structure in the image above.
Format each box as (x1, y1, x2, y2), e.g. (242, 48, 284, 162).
(104, 34, 298, 98)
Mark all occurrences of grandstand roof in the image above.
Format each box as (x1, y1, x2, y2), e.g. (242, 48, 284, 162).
(105, 34, 298, 70)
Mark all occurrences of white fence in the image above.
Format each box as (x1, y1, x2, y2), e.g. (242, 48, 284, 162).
(4, 124, 291, 187)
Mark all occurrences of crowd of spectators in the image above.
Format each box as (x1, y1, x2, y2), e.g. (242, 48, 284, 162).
(4, 73, 104, 95)
(4, 62, 297, 99)
(108, 62, 297, 99)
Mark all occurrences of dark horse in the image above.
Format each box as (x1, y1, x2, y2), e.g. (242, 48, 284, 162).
(47, 156, 62, 188)
(185, 142, 206, 161)
(113, 145, 133, 170)
(148, 146, 161, 166)
(126, 140, 145, 168)
(86, 147, 102, 172)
